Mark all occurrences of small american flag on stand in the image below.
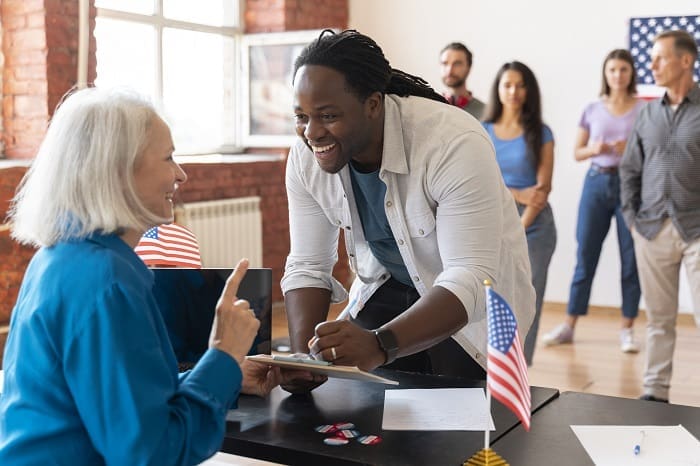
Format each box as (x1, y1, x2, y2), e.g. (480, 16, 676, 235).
(486, 285, 531, 431)
(135, 223, 202, 268)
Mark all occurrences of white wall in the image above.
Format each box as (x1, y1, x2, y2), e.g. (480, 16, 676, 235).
(350, 0, 697, 312)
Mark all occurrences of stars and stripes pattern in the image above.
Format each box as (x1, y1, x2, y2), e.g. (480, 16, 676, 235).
(135, 223, 202, 268)
(629, 15, 700, 99)
(486, 287, 531, 431)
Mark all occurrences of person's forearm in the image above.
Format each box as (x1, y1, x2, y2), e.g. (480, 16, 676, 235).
(284, 287, 332, 353)
(536, 140, 555, 193)
(382, 286, 468, 358)
(520, 204, 542, 229)
(574, 145, 597, 162)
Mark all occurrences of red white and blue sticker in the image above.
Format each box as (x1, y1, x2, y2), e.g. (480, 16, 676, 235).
(357, 435, 382, 445)
(323, 437, 350, 446)
(315, 422, 356, 434)
(315, 422, 381, 447)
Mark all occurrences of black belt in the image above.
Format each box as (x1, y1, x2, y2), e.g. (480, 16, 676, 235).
(591, 164, 618, 174)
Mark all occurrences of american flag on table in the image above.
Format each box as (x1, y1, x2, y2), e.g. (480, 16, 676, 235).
(629, 15, 700, 100)
(135, 223, 202, 268)
(486, 287, 531, 431)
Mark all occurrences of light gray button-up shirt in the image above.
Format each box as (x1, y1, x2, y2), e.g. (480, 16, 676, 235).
(281, 95, 535, 367)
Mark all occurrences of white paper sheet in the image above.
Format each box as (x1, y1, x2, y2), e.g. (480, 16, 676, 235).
(197, 452, 286, 465)
(382, 388, 495, 431)
(571, 425, 700, 466)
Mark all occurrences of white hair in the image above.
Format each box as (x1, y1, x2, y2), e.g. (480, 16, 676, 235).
(10, 87, 170, 247)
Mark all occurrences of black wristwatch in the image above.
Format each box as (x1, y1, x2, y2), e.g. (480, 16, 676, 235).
(374, 328, 399, 365)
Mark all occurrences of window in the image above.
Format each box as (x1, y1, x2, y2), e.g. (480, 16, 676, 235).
(95, 0, 242, 155)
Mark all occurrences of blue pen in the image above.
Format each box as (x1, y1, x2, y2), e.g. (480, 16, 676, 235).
(633, 430, 645, 455)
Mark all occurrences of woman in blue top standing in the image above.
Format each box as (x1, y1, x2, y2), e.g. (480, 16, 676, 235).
(542, 49, 644, 352)
(0, 87, 310, 465)
(483, 61, 556, 366)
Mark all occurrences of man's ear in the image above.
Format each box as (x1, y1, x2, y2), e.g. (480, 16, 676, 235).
(365, 91, 384, 119)
(680, 52, 695, 71)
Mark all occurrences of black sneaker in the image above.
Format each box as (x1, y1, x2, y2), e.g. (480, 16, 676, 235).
(639, 394, 669, 403)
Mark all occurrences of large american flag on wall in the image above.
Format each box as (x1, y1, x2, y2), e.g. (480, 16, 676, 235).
(486, 287, 531, 431)
(629, 15, 700, 99)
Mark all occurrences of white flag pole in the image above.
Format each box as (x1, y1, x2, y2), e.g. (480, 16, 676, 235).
(483, 279, 492, 451)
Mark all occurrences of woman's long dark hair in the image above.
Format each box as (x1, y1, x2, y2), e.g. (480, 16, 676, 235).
(483, 61, 544, 165)
(293, 29, 446, 104)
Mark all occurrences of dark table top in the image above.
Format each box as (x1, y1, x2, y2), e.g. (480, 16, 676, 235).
(491, 391, 700, 466)
(222, 369, 559, 466)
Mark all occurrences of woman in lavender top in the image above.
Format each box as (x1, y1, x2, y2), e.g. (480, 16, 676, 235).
(542, 49, 645, 352)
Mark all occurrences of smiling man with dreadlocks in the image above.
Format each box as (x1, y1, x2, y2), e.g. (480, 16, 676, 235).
(280, 30, 535, 394)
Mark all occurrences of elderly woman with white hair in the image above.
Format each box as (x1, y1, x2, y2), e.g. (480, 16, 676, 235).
(0, 87, 311, 465)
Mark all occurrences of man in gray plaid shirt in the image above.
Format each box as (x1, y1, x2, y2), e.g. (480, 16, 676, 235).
(620, 29, 700, 404)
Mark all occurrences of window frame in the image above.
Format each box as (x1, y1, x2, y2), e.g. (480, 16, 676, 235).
(240, 29, 326, 148)
(96, 0, 244, 155)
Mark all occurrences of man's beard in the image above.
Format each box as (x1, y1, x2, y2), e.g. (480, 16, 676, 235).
(443, 75, 466, 89)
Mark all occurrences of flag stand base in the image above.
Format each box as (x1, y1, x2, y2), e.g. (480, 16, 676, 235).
(463, 448, 509, 466)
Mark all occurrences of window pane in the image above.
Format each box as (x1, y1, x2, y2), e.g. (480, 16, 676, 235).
(163, 0, 237, 27)
(95, 0, 155, 15)
(95, 18, 156, 99)
(162, 28, 235, 153)
(248, 44, 300, 136)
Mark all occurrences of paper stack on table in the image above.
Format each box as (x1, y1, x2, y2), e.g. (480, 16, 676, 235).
(571, 424, 700, 465)
(382, 388, 495, 431)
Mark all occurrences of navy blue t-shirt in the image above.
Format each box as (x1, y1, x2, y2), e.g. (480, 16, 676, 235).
(349, 163, 412, 286)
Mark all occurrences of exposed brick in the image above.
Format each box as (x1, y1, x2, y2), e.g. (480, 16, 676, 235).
(3, 0, 45, 15)
(27, 11, 46, 29)
(1, 12, 28, 30)
(13, 95, 48, 117)
(3, 49, 47, 67)
(9, 28, 47, 49)
(5, 78, 46, 95)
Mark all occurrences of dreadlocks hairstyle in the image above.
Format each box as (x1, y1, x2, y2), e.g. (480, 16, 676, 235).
(294, 29, 447, 104)
(483, 61, 545, 166)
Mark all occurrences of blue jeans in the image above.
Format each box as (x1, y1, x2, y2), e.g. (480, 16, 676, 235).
(519, 203, 557, 365)
(567, 168, 640, 319)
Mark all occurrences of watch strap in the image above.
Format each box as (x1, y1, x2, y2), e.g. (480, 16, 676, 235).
(374, 328, 399, 365)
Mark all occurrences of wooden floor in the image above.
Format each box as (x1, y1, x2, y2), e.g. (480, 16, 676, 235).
(272, 302, 700, 407)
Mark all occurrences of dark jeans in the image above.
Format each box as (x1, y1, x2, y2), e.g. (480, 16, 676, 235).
(519, 203, 557, 366)
(567, 168, 640, 318)
(351, 277, 486, 380)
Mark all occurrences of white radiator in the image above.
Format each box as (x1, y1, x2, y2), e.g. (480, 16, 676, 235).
(176, 197, 263, 268)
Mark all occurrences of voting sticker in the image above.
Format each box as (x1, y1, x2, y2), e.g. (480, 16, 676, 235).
(332, 422, 356, 431)
(357, 435, 382, 445)
(316, 422, 356, 434)
(324, 437, 350, 446)
(336, 429, 361, 438)
(314, 424, 336, 433)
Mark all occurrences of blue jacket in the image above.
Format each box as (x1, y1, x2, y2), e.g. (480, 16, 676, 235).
(0, 233, 242, 465)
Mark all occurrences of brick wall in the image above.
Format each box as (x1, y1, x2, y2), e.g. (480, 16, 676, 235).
(1, 0, 95, 159)
(245, 0, 348, 33)
(0, 0, 350, 356)
(0, 166, 34, 362)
